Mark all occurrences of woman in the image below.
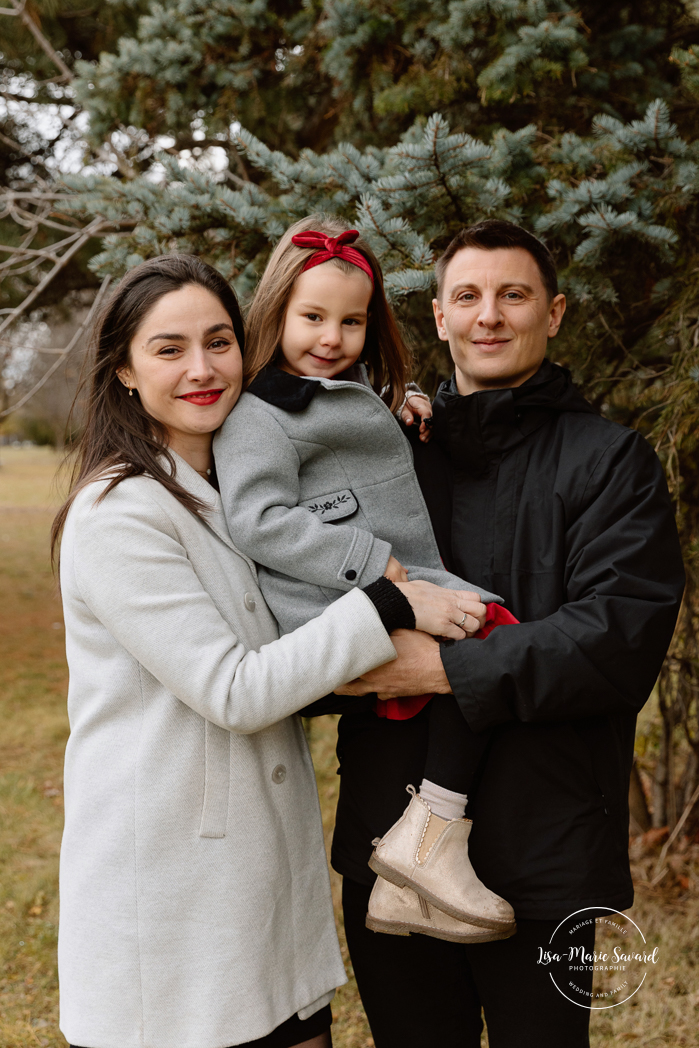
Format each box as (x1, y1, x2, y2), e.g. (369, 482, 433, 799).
(52, 254, 485, 1048)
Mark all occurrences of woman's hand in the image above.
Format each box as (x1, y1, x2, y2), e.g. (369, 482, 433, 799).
(400, 393, 433, 443)
(395, 580, 487, 641)
(384, 555, 409, 584)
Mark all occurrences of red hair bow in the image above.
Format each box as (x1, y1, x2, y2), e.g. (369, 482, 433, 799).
(291, 229, 374, 286)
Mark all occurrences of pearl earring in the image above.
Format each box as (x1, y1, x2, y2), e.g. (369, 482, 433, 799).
(129, 387, 134, 396)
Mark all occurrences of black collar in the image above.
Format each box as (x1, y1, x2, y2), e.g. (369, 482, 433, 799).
(247, 366, 319, 412)
(247, 363, 371, 411)
(431, 360, 596, 474)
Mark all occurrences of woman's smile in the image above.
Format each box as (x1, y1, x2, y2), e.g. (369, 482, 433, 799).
(177, 388, 225, 405)
(118, 284, 244, 471)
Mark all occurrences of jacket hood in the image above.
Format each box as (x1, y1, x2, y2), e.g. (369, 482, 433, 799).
(432, 358, 596, 475)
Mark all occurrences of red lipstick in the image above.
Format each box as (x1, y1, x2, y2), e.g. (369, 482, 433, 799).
(178, 389, 224, 406)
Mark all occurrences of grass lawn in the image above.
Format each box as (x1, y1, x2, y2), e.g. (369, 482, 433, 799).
(0, 446, 697, 1047)
(0, 446, 70, 1048)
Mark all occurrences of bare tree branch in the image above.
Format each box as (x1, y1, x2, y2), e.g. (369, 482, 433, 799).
(0, 216, 105, 338)
(0, 186, 138, 419)
(0, 0, 73, 82)
(0, 191, 75, 202)
(0, 226, 94, 270)
(0, 129, 24, 151)
(652, 778, 699, 881)
(94, 139, 138, 181)
(0, 3, 139, 183)
(0, 274, 111, 418)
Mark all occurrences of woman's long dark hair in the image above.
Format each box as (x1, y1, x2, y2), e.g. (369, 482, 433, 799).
(51, 254, 245, 565)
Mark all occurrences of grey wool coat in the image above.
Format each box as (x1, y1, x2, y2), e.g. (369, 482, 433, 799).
(58, 452, 397, 1048)
(214, 365, 501, 636)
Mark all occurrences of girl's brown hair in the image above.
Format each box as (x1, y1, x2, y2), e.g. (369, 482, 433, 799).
(244, 214, 411, 411)
(51, 254, 245, 564)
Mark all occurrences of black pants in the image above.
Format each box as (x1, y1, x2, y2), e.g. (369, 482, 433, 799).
(424, 694, 491, 794)
(343, 879, 594, 1048)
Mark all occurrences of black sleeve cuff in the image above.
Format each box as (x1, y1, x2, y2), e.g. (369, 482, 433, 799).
(363, 575, 416, 633)
(298, 693, 376, 717)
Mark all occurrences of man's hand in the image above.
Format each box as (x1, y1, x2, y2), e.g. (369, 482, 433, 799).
(337, 629, 451, 698)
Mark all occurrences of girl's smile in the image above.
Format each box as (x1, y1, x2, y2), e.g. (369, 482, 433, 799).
(279, 263, 373, 379)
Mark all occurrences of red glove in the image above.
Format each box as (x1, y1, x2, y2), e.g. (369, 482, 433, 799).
(375, 602, 519, 721)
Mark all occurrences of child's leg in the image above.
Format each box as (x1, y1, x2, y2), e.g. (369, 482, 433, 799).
(368, 696, 514, 935)
(419, 695, 491, 821)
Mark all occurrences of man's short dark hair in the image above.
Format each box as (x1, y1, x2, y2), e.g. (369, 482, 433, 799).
(435, 220, 558, 301)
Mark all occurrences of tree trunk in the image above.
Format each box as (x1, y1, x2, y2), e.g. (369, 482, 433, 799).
(652, 713, 671, 828)
(629, 760, 651, 835)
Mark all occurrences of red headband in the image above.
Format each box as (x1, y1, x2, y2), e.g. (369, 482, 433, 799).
(291, 229, 374, 286)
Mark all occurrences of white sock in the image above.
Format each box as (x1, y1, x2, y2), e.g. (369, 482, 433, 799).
(418, 779, 468, 821)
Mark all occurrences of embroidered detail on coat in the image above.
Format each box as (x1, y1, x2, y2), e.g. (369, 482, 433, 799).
(299, 489, 358, 522)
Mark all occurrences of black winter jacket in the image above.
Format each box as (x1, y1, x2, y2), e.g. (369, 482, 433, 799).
(328, 359, 684, 920)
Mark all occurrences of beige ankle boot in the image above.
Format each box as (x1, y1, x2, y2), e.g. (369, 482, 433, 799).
(366, 876, 517, 943)
(368, 787, 515, 931)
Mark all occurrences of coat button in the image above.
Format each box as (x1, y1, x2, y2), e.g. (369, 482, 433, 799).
(345, 569, 357, 581)
(244, 592, 256, 611)
(271, 764, 286, 784)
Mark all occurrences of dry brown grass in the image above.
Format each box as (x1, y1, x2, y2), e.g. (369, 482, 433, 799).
(0, 446, 69, 1048)
(0, 445, 697, 1048)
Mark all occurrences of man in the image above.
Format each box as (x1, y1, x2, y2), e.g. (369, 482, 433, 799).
(331, 221, 684, 1047)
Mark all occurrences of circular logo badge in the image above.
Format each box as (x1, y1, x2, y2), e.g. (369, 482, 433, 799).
(537, 907, 659, 1010)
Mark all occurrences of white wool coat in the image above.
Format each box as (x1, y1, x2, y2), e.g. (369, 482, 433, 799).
(57, 453, 396, 1048)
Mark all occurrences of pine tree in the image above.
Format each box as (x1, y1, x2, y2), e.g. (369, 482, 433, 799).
(3, 0, 699, 820)
(71, 0, 696, 154)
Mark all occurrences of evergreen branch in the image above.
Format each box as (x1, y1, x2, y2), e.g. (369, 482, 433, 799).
(424, 115, 469, 222)
(355, 194, 429, 266)
(356, 197, 413, 264)
(384, 268, 434, 300)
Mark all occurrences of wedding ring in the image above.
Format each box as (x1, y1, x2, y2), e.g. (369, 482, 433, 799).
(458, 612, 467, 627)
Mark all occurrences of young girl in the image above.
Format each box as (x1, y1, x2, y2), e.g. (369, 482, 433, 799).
(214, 215, 517, 942)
